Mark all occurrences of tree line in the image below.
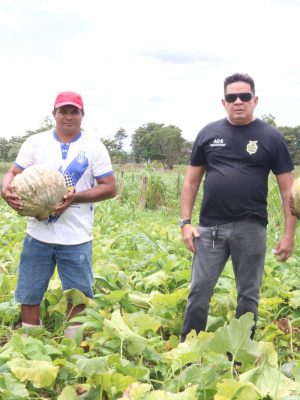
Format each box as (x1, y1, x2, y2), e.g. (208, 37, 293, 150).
(1, 114, 300, 167)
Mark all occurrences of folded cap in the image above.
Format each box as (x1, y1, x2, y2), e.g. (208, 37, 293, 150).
(54, 91, 84, 110)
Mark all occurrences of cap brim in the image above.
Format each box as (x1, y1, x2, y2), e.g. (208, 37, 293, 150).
(54, 101, 83, 110)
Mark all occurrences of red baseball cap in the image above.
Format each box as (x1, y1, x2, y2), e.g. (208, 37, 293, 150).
(54, 91, 84, 110)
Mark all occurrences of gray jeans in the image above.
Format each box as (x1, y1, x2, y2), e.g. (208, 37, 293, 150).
(181, 220, 267, 340)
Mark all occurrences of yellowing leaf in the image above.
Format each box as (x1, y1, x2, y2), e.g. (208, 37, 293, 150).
(57, 385, 77, 400)
(8, 358, 59, 388)
(240, 341, 300, 398)
(123, 312, 161, 334)
(215, 379, 261, 400)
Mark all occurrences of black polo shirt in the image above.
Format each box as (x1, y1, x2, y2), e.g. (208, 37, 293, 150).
(190, 118, 294, 226)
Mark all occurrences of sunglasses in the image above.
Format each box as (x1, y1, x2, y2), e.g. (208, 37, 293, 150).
(224, 92, 254, 103)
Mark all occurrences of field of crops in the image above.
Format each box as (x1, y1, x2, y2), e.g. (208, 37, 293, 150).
(1, 165, 300, 399)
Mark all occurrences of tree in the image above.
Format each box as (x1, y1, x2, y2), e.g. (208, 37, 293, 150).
(0, 116, 55, 162)
(278, 125, 300, 165)
(261, 113, 277, 127)
(131, 122, 189, 168)
(114, 128, 128, 152)
(102, 128, 129, 164)
(0, 138, 8, 161)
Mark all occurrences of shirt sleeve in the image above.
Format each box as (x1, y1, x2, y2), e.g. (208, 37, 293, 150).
(271, 137, 294, 175)
(92, 141, 114, 179)
(15, 136, 36, 169)
(189, 131, 207, 166)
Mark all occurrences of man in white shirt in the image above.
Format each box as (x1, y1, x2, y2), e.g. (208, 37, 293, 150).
(1, 91, 116, 336)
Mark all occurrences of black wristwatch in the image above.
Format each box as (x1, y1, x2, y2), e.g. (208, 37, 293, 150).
(178, 218, 191, 228)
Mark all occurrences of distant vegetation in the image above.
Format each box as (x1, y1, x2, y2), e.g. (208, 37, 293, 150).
(0, 113, 300, 168)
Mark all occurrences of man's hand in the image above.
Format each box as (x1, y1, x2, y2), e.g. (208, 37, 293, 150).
(273, 233, 295, 262)
(51, 192, 74, 216)
(1, 184, 23, 211)
(181, 224, 200, 253)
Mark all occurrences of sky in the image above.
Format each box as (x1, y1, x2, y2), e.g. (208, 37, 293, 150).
(2, 0, 300, 149)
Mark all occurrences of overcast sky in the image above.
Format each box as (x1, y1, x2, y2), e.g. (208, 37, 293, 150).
(2, 0, 300, 148)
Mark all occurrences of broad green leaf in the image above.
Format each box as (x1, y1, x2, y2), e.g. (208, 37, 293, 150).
(215, 379, 261, 400)
(0, 373, 29, 398)
(180, 364, 218, 389)
(76, 356, 109, 376)
(20, 337, 52, 361)
(121, 382, 152, 399)
(117, 363, 149, 380)
(48, 296, 68, 315)
(147, 385, 197, 400)
(123, 312, 161, 334)
(48, 288, 93, 316)
(94, 372, 135, 393)
(289, 290, 300, 309)
(209, 313, 258, 364)
(103, 310, 148, 355)
(64, 288, 92, 307)
(128, 292, 151, 309)
(7, 358, 59, 388)
(57, 385, 77, 400)
(150, 288, 189, 309)
(162, 331, 213, 372)
(143, 270, 168, 288)
(0, 301, 20, 323)
(240, 342, 300, 398)
(162, 340, 197, 372)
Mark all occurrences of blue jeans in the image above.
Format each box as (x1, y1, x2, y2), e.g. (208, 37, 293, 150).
(181, 220, 266, 340)
(15, 235, 94, 304)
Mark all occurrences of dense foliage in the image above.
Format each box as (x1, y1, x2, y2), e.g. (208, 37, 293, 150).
(1, 115, 300, 167)
(0, 167, 300, 399)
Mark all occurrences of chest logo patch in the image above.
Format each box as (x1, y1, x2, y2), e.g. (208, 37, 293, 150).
(246, 140, 258, 155)
(210, 138, 226, 147)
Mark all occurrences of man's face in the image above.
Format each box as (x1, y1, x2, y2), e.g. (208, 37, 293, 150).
(52, 105, 84, 135)
(222, 81, 258, 125)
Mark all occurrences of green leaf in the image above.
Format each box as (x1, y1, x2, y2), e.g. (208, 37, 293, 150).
(143, 270, 169, 289)
(180, 364, 218, 389)
(147, 385, 197, 400)
(0, 373, 29, 399)
(64, 288, 92, 307)
(123, 312, 161, 335)
(162, 331, 213, 372)
(121, 382, 152, 399)
(20, 337, 52, 361)
(76, 357, 109, 377)
(150, 288, 189, 310)
(117, 362, 149, 380)
(240, 341, 300, 398)
(103, 310, 148, 355)
(209, 313, 258, 364)
(289, 290, 300, 309)
(215, 379, 261, 400)
(57, 385, 77, 400)
(7, 358, 59, 388)
(94, 372, 135, 393)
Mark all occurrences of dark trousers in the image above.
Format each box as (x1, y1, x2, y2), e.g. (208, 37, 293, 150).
(181, 220, 266, 340)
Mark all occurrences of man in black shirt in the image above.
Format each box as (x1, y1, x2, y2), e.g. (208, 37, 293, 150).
(180, 73, 296, 340)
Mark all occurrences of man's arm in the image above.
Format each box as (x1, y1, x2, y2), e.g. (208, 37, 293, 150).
(274, 171, 297, 262)
(52, 174, 117, 216)
(180, 165, 206, 252)
(1, 164, 23, 210)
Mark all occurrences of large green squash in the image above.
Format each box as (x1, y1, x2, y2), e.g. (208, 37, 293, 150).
(11, 165, 67, 220)
(291, 177, 300, 219)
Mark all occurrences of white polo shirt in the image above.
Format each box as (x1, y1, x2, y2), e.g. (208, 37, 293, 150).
(15, 130, 114, 244)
